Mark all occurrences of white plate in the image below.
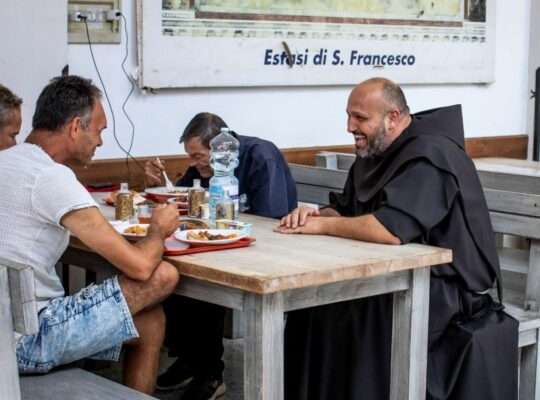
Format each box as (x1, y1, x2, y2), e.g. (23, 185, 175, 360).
(174, 229, 247, 246)
(114, 223, 149, 240)
(144, 186, 189, 198)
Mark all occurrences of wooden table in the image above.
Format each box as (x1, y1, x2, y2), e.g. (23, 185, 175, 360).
(61, 195, 452, 400)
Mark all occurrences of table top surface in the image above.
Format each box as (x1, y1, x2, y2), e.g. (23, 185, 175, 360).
(474, 157, 540, 177)
(83, 193, 451, 294)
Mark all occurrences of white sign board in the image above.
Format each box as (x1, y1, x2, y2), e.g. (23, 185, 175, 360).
(138, 0, 495, 88)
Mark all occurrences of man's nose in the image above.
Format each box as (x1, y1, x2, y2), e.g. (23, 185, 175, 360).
(347, 118, 356, 133)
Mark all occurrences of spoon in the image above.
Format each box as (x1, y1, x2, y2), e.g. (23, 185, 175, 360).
(157, 157, 175, 191)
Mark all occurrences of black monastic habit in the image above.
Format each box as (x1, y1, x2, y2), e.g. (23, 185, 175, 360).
(284, 105, 519, 400)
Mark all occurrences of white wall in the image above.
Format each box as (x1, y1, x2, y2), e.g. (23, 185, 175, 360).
(0, 0, 67, 137)
(64, 0, 530, 160)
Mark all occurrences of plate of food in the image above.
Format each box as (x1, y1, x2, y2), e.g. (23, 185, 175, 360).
(114, 223, 149, 240)
(174, 229, 247, 245)
(145, 186, 189, 203)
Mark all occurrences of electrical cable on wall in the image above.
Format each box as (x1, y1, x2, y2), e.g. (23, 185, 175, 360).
(80, 16, 145, 184)
(119, 13, 136, 161)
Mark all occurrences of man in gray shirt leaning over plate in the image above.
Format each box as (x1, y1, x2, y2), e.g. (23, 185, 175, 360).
(0, 75, 180, 395)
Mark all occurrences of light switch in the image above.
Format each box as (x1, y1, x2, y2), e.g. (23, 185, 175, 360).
(68, 0, 121, 44)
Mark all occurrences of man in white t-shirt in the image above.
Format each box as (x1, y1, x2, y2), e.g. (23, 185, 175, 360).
(0, 75, 180, 395)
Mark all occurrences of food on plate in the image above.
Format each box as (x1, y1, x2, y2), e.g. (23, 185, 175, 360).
(178, 218, 209, 230)
(186, 230, 238, 241)
(123, 225, 148, 235)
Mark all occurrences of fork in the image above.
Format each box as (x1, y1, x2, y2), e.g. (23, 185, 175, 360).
(157, 157, 175, 191)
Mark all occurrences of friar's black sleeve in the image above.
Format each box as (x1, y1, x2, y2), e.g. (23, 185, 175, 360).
(373, 160, 459, 244)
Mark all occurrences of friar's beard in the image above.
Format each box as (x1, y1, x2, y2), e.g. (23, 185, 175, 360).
(355, 123, 390, 158)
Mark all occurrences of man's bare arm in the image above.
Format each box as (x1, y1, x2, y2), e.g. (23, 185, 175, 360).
(321, 214, 400, 244)
(277, 209, 400, 245)
(62, 205, 179, 281)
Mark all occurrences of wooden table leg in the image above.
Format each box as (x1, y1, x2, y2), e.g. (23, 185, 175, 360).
(526, 239, 540, 312)
(0, 266, 21, 400)
(390, 267, 430, 400)
(244, 292, 284, 400)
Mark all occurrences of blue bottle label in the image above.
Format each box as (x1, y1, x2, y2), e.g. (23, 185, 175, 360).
(209, 183, 239, 220)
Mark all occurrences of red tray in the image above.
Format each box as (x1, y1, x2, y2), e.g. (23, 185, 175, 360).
(164, 237, 255, 256)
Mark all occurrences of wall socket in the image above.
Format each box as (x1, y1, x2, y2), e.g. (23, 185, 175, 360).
(69, 9, 120, 22)
(68, 0, 121, 44)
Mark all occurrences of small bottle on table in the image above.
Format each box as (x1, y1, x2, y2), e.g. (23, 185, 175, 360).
(115, 182, 133, 221)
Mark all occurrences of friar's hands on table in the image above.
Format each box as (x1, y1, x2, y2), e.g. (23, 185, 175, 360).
(275, 206, 326, 235)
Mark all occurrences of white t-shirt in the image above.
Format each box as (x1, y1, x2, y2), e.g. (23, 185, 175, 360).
(0, 143, 97, 311)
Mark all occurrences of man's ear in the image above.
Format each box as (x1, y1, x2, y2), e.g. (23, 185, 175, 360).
(66, 116, 81, 140)
(386, 109, 401, 131)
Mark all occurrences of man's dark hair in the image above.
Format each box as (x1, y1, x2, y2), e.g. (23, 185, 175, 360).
(364, 77, 410, 115)
(0, 84, 22, 129)
(32, 75, 102, 131)
(180, 112, 228, 147)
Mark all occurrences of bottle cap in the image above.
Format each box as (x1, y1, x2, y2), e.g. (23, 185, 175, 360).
(120, 182, 129, 192)
(193, 179, 201, 189)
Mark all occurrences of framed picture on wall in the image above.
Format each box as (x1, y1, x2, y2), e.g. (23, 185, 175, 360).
(137, 0, 496, 88)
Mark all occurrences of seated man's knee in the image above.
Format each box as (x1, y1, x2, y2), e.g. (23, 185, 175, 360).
(153, 261, 179, 295)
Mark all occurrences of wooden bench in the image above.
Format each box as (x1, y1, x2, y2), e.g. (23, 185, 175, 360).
(314, 151, 355, 171)
(474, 158, 540, 313)
(483, 189, 540, 312)
(290, 160, 540, 400)
(474, 158, 540, 195)
(505, 302, 540, 399)
(290, 162, 347, 206)
(473, 161, 540, 400)
(0, 257, 155, 400)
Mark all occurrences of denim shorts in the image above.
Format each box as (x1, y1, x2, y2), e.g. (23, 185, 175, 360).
(16, 275, 139, 374)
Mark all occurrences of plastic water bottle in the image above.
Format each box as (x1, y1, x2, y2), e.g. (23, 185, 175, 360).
(209, 128, 240, 224)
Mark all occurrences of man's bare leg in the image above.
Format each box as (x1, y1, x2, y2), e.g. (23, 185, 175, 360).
(123, 305, 165, 393)
(118, 261, 179, 393)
